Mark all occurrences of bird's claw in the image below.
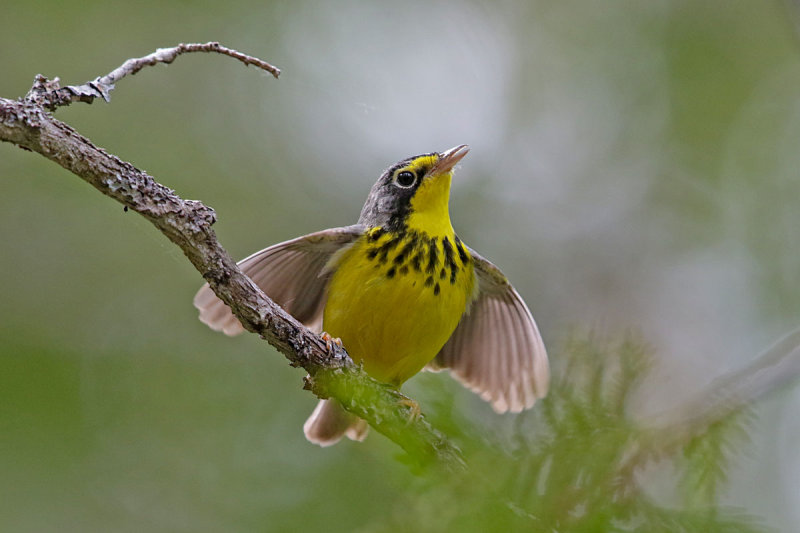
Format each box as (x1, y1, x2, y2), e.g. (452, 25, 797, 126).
(321, 332, 343, 353)
(398, 397, 421, 423)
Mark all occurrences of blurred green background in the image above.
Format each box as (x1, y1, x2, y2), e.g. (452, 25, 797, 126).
(2, 0, 800, 531)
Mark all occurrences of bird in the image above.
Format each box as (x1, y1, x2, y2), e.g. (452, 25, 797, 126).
(193, 145, 549, 446)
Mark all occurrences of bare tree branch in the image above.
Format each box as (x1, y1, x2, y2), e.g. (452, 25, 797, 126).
(24, 42, 280, 111)
(0, 44, 462, 468)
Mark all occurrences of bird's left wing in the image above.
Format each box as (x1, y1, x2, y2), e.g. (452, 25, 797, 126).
(428, 248, 549, 413)
(193, 225, 365, 336)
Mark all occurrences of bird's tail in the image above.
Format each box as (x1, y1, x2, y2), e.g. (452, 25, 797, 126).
(303, 399, 369, 446)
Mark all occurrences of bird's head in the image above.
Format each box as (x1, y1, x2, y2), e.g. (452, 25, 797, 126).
(359, 145, 469, 235)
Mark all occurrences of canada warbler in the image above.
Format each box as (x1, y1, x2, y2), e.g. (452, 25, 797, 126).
(194, 145, 549, 446)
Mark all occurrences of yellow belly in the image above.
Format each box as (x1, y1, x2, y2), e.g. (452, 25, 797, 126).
(323, 230, 474, 386)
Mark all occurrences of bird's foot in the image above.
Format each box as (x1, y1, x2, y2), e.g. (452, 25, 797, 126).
(320, 332, 343, 353)
(398, 397, 422, 423)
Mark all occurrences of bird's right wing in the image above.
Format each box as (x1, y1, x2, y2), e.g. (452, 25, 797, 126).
(193, 225, 365, 336)
(428, 247, 549, 413)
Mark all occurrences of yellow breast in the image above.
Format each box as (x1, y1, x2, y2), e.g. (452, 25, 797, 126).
(323, 227, 475, 386)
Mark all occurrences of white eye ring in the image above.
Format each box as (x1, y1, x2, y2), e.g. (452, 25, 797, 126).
(394, 170, 417, 188)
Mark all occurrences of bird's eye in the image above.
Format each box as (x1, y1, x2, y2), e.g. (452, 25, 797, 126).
(394, 171, 416, 188)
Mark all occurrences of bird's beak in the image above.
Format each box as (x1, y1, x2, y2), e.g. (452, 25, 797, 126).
(431, 144, 469, 175)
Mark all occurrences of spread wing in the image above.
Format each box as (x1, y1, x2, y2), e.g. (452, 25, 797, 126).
(429, 247, 549, 413)
(193, 225, 365, 336)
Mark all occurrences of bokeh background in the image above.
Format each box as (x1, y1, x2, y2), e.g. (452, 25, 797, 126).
(2, 0, 799, 530)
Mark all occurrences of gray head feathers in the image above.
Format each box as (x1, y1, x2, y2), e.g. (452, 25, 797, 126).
(357, 152, 437, 230)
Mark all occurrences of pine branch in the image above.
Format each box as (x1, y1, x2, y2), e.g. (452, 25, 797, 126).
(0, 44, 462, 468)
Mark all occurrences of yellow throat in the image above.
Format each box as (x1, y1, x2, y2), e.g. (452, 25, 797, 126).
(403, 154, 455, 236)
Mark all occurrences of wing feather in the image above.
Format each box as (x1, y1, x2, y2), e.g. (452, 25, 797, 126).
(193, 225, 364, 335)
(430, 247, 549, 413)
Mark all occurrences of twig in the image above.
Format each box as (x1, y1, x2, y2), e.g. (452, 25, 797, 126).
(0, 44, 462, 468)
(617, 326, 800, 480)
(24, 42, 281, 111)
(648, 326, 800, 437)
